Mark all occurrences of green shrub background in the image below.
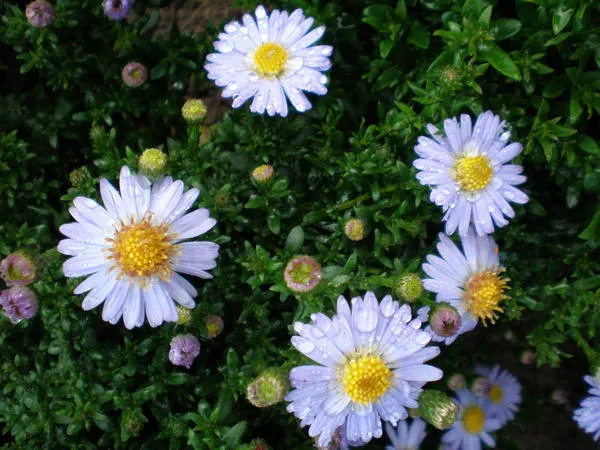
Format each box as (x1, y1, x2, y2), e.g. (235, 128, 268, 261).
(1, 0, 599, 448)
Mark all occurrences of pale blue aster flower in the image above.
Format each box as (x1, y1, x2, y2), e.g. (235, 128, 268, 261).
(286, 292, 443, 447)
(475, 364, 521, 426)
(385, 418, 427, 450)
(205, 5, 333, 117)
(417, 306, 477, 346)
(422, 229, 509, 326)
(57, 166, 219, 329)
(413, 111, 528, 236)
(103, 0, 134, 20)
(574, 375, 600, 441)
(442, 389, 501, 450)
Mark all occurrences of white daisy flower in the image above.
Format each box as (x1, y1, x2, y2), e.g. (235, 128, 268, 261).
(442, 389, 501, 450)
(57, 166, 219, 329)
(422, 229, 509, 325)
(286, 292, 443, 447)
(417, 306, 477, 346)
(385, 418, 427, 450)
(205, 5, 333, 117)
(475, 365, 521, 426)
(413, 111, 528, 237)
(574, 374, 600, 441)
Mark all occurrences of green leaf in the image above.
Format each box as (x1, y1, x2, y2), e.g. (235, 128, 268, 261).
(580, 209, 600, 240)
(493, 19, 522, 41)
(408, 22, 430, 49)
(222, 421, 247, 447)
(395, 0, 407, 21)
(362, 5, 394, 29)
(552, 8, 574, 35)
(578, 135, 600, 155)
(462, 0, 487, 20)
(267, 214, 280, 234)
(285, 226, 304, 252)
(150, 61, 169, 80)
(480, 44, 521, 80)
(379, 39, 395, 59)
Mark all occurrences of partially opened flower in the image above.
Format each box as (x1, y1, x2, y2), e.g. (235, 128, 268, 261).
(413, 111, 528, 236)
(422, 230, 509, 326)
(475, 364, 521, 426)
(385, 418, 427, 450)
(103, 0, 134, 20)
(286, 292, 443, 447)
(205, 5, 333, 117)
(0, 287, 38, 323)
(57, 166, 219, 329)
(25, 0, 54, 28)
(442, 389, 501, 450)
(0, 252, 36, 287)
(121, 62, 147, 88)
(169, 334, 200, 369)
(574, 374, 600, 441)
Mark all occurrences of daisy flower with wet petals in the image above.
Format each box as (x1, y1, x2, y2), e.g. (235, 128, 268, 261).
(57, 166, 219, 329)
(574, 374, 600, 441)
(475, 364, 521, 426)
(422, 230, 509, 326)
(286, 292, 443, 447)
(413, 111, 528, 236)
(205, 5, 333, 117)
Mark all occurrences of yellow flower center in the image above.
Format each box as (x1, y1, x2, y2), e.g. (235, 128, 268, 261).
(489, 384, 504, 404)
(342, 354, 393, 405)
(463, 405, 485, 434)
(253, 43, 288, 78)
(454, 155, 493, 192)
(109, 217, 176, 279)
(464, 269, 509, 325)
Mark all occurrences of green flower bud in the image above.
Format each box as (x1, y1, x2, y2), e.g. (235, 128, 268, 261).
(247, 368, 289, 408)
(418, 390, 459, 430)
(181, 99, 207, 123)
(139, 148, 167, 179)
(394, 273, 423, 303)
(344, 219, 365, 242)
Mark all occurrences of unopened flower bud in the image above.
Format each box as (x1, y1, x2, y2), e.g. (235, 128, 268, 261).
(249, 439, 269, 450)
(551, 389, 568, 405)
(429, 303, 461, 338)
(344, 219, 365, 242)
(447, 373, 466, 392)
(471, 377, 491, 397)
(181, 99, 207, 123)
(205, 314, 224, 338)
(26, 0, 54, 28)
(0, 252, 36, 287)
(520, 350, 535, 365)
(139, 148, 167, 178)
(122, 62, 147, 88)
(504, 330, 517, 342)
(251, 165, 274, 184)
(284, 255, 322, 294)
(0, 287, 38, 323)
(247, 367, 289, 408)
(69, 167, 91, 187)
(393, 273, 423, 303)
(168, 334, 200, 369)
(418, 390, 459, 430)
(176, 306, 192, 324)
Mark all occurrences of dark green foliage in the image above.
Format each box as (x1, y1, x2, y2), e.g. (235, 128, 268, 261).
(0, 0, 599, 448)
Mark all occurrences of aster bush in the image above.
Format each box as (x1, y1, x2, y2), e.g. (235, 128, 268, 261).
(1, 0, 600, 448)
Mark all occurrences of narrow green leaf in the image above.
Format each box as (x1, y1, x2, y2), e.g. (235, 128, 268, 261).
(480, 44, 521, 80)
(493, 19, 522, 41)
(552, 8, 574, 35)
(578, 135, 600, 155)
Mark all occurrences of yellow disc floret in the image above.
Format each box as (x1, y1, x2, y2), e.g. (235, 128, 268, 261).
(109, 217, 176, 279)
(462, 405, 485, 434)
(454, 155, 493, 192)
(342, 354, 393, 405)
(253, 43, 288, 78)
(489, 384, 504, 404)
(464, 269, 509, 325)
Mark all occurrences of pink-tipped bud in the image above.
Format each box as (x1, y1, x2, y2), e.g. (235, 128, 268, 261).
(429, 303, 461, 338)
(284, 255, 322, 294)
(26, 0, 54, 28)
(205, 315, 224, 338)
(122, 62, 147, 88)
(0, 252, 36, 287)
(520, 350, 535, 365)
(0, 287, 38, 323)
(447, 373, 466, 392)
(471, 377, 492, 397)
